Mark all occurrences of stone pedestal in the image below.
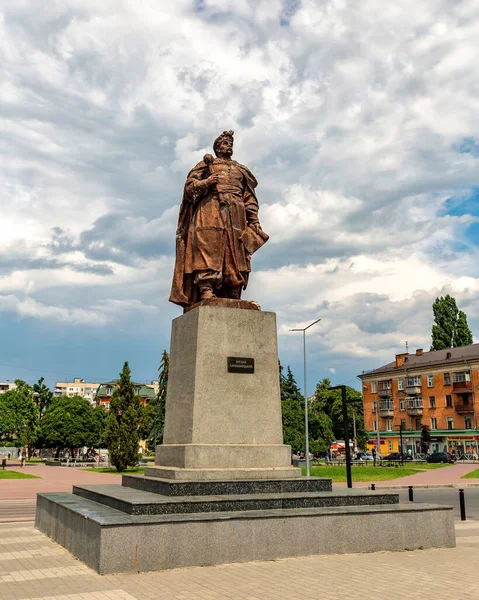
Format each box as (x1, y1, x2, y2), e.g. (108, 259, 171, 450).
(148, 304, 299, 480)
(34, 300, 457, 573)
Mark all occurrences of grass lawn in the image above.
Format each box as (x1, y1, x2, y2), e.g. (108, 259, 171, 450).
(461, 469, 479, 479)
(0, 470, 40, 479)
(84, 467, 145, 475)
(303, 465, 423, 482)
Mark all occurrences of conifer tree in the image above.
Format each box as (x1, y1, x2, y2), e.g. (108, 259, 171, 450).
(147, 350, 169, 448)
(104, 362, 141, 471)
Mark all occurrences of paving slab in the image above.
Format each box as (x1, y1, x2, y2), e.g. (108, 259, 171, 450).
(0, 520, 477, 600)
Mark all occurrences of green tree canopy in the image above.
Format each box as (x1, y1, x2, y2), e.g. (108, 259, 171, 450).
(280, 366, 334, 454)
(431, 294, 474, 350)
(40, 395, 104, 453)
(455, 310, 474, 347)
(0, 380, 39, 451)
(104, 362, 141, 471)
(313, 378, 367, 450)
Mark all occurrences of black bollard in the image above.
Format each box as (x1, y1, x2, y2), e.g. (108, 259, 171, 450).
(408, 486, 414, 502)
(459, 488, 466, 521)
(371, 483, 376, 491)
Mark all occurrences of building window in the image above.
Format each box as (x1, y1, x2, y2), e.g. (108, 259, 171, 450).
(68, 388, 74, 391)
(431, 418, 437, 430)
(373, 419, 378, 431)
(386, 419, 393, 432)
(446, 395, 452, 408)
(453, 372, 468, 383)
(447, 417, 454, 430)
(465, 416, 473, 430)
(444, 372, 451, 385)
(104, 403, 110, 410)
(427, 375, 434, 387)
(400, 419, 407, 430)
(406, 376, 422, 387)
(399, 399, 405, 411)
(397, 378, 404, 391)
(429, 396, 436, 409)
(135, 387, 141, 395)
(415, 418, 422, 430)
(371, 382, 377, 393)
(106, 387, 112, 396)
(372, 401, 377, 412)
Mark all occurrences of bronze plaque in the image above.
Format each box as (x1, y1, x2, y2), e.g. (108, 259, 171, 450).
(227, 357, 255, 374)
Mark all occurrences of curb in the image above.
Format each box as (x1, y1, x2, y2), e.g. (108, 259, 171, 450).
(364, 483, 479, 490)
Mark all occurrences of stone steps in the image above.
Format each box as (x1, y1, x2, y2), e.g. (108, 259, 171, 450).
(72, 483, 399, 516)
(122, 474, 333, 496)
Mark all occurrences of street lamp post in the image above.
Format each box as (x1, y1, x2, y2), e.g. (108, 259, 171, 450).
(290, 319, 321, 478)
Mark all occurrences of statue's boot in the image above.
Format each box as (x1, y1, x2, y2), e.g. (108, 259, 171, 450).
(229, 286, 242, 300)
(199, 281, 216, 300)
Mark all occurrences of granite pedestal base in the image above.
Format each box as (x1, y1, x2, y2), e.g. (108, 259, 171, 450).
(36, 474, 455, 574)
(154, 305, 299, 481)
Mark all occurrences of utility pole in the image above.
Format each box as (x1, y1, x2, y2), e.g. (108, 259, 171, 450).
(290, 319, 321, 477)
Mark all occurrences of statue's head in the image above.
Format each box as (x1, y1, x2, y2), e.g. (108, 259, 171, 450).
(213, 130, 234, 158)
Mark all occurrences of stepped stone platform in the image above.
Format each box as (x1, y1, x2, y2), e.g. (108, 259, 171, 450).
(36, 474, 455, 574)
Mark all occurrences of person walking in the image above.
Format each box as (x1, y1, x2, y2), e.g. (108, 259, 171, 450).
(20, 446, 27, 468)
(372, 446, 377, 466)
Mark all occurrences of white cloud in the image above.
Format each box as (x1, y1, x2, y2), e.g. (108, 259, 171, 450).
(1, 0, 479, 384)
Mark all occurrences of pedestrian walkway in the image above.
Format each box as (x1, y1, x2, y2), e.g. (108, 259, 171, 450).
(0, 463, 122, 501)
(0, 499, 36, 523)
(0, 519, 477, 600)
(333, 461, 479, 489)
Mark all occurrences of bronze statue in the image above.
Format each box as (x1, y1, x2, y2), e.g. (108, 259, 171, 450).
(169, 131, 268, 308)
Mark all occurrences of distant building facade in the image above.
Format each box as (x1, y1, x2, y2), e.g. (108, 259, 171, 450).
(94, 381, 157, 410)
(359, 345, 479, 456)
(0, 382, 16, 394)
(54, 378, 101, 404)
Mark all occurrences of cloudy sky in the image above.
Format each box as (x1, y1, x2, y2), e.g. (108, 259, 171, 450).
(1, 0, 479, 392)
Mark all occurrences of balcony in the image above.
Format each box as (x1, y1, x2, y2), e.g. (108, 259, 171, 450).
(406, 379, 422, 396)
(407, 397, 423, 416)
(378, 381, 392, 398)
(452, 380, 472, 394)
(379, 400, 394, 417)
(455, 399, 474, 414)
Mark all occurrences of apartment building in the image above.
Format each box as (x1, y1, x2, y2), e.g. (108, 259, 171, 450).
(0, 382, 16, 394)
(94, 380, 157, 410)
(54, 378, 101, 404)
(359, 344, 479, 456)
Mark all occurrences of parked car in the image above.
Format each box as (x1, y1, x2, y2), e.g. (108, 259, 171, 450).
(426, 452, 456, 463)
(382, 452, 413, 461)
(353, 452, 374, 462)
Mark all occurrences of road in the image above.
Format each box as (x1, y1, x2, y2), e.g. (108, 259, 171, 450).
(397, 486, 479, 520)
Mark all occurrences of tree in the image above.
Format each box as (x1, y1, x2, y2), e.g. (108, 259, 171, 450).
(420, 424, 431, 454)
(280, 365, 306, 454)
(313, 378, 367, 450)
(280, 366, 333, 454)
(430, 295, 473, 350)
(145, 350, 170, 449)
(455, 310, 474, 347)
(32, 377, 53, 420)
(0, 380, 39, 453)
(40, 395, 103, 456)
(104, 362, 141, 471)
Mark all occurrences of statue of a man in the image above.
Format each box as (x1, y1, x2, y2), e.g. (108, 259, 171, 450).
(169, 131, 268, 308)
